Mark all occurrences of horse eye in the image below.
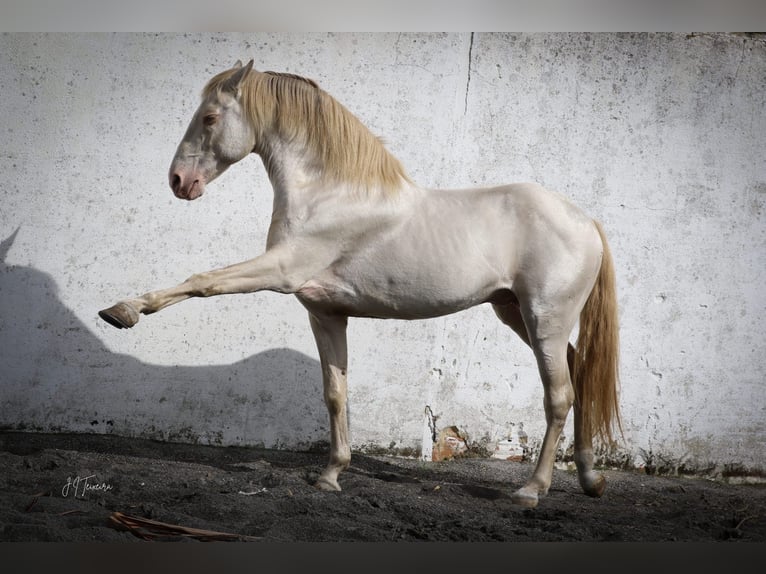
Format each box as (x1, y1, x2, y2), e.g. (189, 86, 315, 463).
(203, 114, 218, 126)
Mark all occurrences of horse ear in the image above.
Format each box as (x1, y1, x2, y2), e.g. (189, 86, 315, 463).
(223, 59, 254, 94)
(233, 59, 243, 68)
(0, 227, 20, 263)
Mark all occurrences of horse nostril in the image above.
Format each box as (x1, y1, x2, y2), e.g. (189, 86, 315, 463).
(170, 173, 181, 193)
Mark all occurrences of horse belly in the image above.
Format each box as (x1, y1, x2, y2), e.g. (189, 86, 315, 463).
(295, 190, 523, 318)
(296, 266, 502, 320)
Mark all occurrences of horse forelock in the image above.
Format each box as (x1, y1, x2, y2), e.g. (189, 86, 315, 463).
(202, 66, 411, 194)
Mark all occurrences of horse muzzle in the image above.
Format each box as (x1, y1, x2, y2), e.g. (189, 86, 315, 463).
(169, 171, 205, 200)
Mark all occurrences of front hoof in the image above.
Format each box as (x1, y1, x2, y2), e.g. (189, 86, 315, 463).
(99, 302, 139, 329)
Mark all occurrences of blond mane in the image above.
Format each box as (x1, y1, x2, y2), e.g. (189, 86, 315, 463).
(203, 67, 411, 194)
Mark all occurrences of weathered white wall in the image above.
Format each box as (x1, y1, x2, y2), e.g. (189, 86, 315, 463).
(1, 33, 764, 476)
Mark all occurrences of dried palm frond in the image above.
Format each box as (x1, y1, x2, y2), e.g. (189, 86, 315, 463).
(108, 511, 261, 542)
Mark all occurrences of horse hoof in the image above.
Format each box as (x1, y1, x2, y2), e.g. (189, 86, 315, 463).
(583, 473, 607, 498)
(99, 303, 139, 329)
(315, 476, 342, 492)
(511, 488, 539, 508)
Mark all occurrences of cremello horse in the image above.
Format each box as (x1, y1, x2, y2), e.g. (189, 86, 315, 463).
(100, 60, 620, 508)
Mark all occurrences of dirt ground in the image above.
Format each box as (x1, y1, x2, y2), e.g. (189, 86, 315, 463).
(1, 431, 765, 543)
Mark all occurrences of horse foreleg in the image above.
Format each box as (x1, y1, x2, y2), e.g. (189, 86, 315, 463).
(308, 313, 351, 491)
(99, 248, 302, 329)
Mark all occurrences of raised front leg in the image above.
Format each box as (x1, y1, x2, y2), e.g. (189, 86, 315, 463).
(99, 246, 304, 329)
(308, 312, 350, 491)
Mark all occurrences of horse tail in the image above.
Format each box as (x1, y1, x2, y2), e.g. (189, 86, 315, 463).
(572, 220, 622, 445)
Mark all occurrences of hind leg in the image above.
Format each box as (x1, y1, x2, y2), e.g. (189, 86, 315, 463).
(573, 396, 607, 497)
(496, 300, 603, 501)
(493, 302, 577, 373)
(516, 335, 574, 507)
(495, 302, 576, 508)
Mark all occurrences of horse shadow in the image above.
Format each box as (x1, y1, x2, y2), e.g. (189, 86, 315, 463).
(0, 228, 327, 450)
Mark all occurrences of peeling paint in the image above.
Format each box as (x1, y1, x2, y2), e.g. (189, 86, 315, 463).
(431, 426, 468, 462)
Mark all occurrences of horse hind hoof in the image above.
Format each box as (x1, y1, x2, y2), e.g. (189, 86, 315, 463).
(583, 473, 607, 498)
(511, 488, 540, 508)
(315, 476, 342, 492)
(99, 303, 139, 329)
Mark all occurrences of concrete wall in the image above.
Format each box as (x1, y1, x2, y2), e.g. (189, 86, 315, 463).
(1, 33, 764, 476)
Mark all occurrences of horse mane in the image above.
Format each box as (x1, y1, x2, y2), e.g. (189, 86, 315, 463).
(203, 66, 411, 194)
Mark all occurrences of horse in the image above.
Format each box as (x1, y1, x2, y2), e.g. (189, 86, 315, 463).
(99, 59, 621, 508)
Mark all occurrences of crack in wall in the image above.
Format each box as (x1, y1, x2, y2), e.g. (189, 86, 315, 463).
(733, 39, 747, 85)
(464, 32, 474, 115)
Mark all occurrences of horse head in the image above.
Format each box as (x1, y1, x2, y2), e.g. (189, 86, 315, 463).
(168, 60, 256, 200)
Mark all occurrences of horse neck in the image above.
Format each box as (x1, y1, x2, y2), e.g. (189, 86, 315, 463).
(256, 134, 409, 224)
(257, 136, 318, 207)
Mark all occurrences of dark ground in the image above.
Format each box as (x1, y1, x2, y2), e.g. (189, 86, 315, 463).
(1, 431, 765, 543)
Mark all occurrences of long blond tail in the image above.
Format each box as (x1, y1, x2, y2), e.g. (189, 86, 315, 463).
(573, 220, 622, 445)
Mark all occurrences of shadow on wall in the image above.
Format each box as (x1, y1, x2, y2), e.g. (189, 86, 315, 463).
(0, 229, 327, 449)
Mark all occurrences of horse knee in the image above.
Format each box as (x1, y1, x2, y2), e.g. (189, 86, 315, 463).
(324, 389, 345, 416)
(185, 272, 215, 297)
(323, 374, 347, 416)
